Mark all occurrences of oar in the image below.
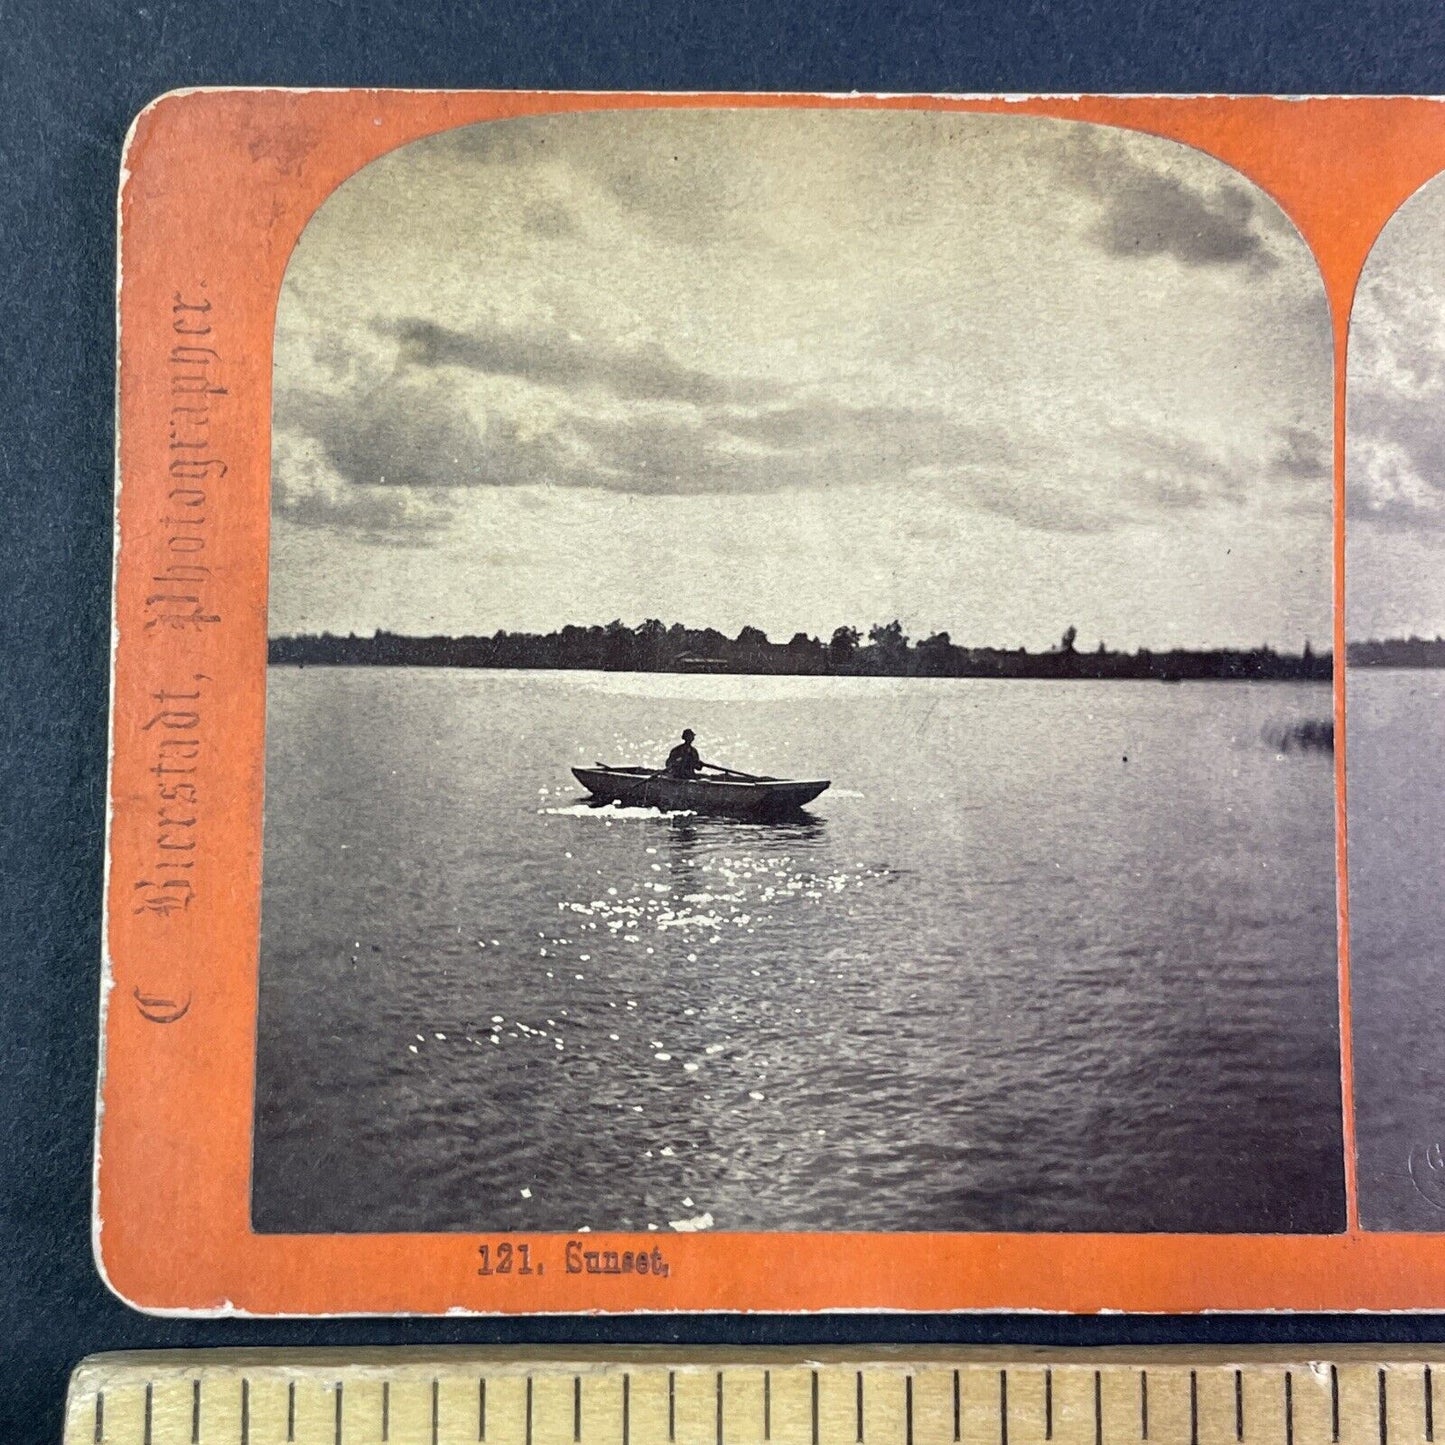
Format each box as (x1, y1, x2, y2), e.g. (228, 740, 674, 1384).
(700, 761, 771, 782)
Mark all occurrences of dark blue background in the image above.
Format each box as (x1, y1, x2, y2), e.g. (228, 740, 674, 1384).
(6, 3, 1445, 1441)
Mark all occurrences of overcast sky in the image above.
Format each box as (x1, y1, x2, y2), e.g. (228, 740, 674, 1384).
(1348, 173, 1445, 642)
(270, 108, 1332, 651)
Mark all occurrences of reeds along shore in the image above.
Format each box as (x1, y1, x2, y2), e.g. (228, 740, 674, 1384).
(268, 621, 1335, 682)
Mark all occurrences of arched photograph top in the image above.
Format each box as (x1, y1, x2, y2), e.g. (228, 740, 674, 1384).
(271, 109, 1331, 648)
(254, 107, 1343, 1239)
(1346, 168, 1445, 1231)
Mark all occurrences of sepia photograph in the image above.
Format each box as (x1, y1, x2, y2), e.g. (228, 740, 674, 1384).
(251, 108, 1344, 1235)
(1346, 169, 1445, 1230)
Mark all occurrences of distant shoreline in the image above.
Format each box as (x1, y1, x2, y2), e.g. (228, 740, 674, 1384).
(1348, 638, 1445, 669)
(268, 625, 1335, 682)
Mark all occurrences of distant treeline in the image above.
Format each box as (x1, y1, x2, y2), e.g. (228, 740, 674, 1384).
(1348, 636, 1445, 668)
(269, 620, 1333, 681)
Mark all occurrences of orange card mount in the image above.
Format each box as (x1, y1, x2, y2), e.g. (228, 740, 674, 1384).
(99, 89, 1445, 1315)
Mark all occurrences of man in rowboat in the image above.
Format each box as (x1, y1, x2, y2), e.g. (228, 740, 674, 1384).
(665, 728, 704, 779)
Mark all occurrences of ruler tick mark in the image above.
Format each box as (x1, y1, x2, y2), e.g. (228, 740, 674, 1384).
(77, 1350, 1443, 1445)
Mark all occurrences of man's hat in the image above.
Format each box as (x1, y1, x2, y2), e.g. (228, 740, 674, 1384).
(682, 728, 695, 741)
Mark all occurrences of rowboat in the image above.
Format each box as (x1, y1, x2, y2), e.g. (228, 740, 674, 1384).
(571, 765, 830, 818)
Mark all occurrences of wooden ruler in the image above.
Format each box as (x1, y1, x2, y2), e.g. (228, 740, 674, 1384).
(63, 1349, 1445, 1445)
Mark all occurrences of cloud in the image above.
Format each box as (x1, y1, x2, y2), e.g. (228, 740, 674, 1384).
(270, 430, 457, 541)
(277, 374, 587, 494)
(1349, 268, 1445, 531)
(272, 478, 455, 541)
(1349, 410, 1445, 531)
(377, 316, 770, 406)
(437, 120, 553, 168)
(270, 115, 1323, 559)
(274, 347, 1281, 539)
(1271, 425, 1330, 483)
(522, 199, 578, 239)
(281, 378, 490, 488)
(1065, 131, 1275, 271)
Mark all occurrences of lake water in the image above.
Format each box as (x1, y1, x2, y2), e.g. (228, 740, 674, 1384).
(252, 668, 1344, 1234)
(1348, 669, 1445, 1229)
